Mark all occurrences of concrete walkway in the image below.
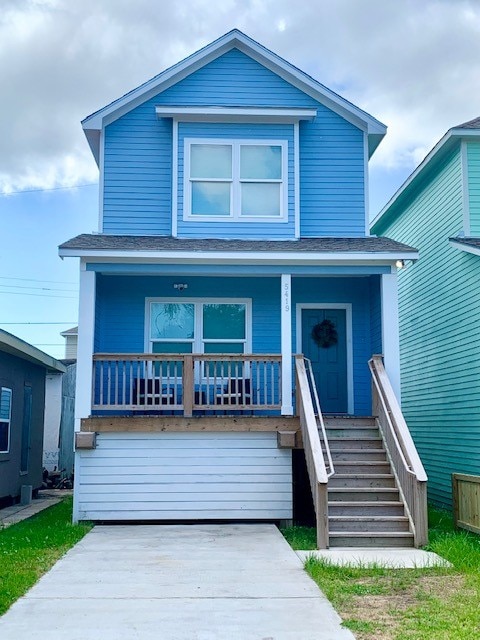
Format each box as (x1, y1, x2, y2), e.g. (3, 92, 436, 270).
(0, 524, 354, 640)
(0, 494, 61, 528)
(297, 547, 451, 568)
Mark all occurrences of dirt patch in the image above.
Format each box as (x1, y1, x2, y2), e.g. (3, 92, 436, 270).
(340, 574, 465, 640)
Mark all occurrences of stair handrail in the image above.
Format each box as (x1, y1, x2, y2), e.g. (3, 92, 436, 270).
(369, 355, 428, 547)
(295, 355, 329, 548)
(304, 357, 334, 478)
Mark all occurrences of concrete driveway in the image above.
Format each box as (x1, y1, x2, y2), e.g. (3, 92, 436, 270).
(0, 524, 354, 639)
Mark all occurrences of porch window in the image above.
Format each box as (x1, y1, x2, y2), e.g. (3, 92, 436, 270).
(0, 387, 12, 453)
(147, 300, 250, 354)
(185, 139, 287, 221)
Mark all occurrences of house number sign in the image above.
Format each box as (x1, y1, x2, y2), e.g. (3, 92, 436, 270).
(283, 280, 290, 312)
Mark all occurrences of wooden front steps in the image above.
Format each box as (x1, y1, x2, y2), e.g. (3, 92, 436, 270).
(324, 416, 414, 548)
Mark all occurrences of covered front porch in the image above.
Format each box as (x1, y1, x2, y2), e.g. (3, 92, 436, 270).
(77, 266, 402, 421)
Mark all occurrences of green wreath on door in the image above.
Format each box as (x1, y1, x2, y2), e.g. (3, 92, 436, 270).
(311, 319, 338, 348)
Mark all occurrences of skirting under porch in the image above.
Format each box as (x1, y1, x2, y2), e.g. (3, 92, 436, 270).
(74, 428, 294, 522)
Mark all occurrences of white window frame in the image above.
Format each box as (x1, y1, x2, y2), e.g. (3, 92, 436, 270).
(183, 138, 288, 222)
(144, 298, 252, 355)
(0, 386, 12, 454)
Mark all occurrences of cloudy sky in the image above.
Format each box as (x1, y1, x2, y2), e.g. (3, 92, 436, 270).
(1, 0, 480, 357)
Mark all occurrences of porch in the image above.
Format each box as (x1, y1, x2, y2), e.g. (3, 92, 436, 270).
(91, 353, 282, 416)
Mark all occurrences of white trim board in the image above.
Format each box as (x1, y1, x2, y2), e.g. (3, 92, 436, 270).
(156, 106, 316, 122)
(295, 303, 354, 415)
(59, 248, 419, 263)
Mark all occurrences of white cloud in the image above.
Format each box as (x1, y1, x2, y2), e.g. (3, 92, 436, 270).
(1, 0, 480, 193)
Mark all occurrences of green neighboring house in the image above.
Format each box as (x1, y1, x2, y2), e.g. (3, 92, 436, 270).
(371, 117, 480, 508)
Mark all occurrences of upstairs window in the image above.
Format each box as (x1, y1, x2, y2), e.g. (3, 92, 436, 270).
(184, 139, 287, 221)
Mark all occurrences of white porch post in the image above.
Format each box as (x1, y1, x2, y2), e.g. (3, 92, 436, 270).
(381, 272, 401, 402)
(75, 263, 96, 431)
(281, 273, 293, 415)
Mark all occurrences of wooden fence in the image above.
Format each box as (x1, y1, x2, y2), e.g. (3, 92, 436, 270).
(452, 473, 480, 535)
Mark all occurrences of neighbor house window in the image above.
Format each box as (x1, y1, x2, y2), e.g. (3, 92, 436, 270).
(20, 385, 32, 473)
(185, 139, 287, 221)
(0, 387, 12, 453)
(147, 300, 250, 355)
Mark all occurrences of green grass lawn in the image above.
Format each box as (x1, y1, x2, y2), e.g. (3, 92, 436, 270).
(282, 508, 480, 640)
(0, 497, 92, 616)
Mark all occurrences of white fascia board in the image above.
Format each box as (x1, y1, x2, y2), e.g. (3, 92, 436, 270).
(449, 239, 480, 256)
(82, 30, 385, 144)
(155, 106, 317, 122)
(371, 128, 480, 231)
(58, 248, 418, 264)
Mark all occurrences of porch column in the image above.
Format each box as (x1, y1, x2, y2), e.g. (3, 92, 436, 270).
(281, 273, 293, 415)
(75, 263, 96, 431)
(381, 272, 401, 402)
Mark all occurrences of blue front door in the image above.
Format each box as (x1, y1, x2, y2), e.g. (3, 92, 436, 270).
(301, 308, 348, 414)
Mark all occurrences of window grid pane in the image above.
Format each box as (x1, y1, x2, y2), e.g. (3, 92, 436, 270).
(203, 304, 246, 339)
(150, 303, 195, 340)
(190, 144, 232, 179)
(241, 183, 281, 217)
(240, 145, 282, 180)
(191, 182, 231, 216)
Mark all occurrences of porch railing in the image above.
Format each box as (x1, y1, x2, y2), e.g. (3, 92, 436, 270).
(295, 355, 330, 548)
(92, 353, 282, 416)
(369, 355, 428, 547)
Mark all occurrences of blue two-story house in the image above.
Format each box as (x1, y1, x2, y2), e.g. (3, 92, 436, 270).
(60, 30, 427, 548)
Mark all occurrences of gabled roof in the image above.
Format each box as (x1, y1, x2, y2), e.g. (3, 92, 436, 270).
(0, 329, 66, 373)
(371, 117, 480, 234)
(82, 29, 386, 161)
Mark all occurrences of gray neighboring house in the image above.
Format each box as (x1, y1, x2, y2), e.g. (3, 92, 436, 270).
(0, 330, 65, 505)
(43, 326, 78, 472)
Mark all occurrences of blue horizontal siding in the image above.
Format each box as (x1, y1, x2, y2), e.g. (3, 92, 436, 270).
(177, 122, 294, 239)
(300, 111, 365, 237)
(95, 273, 378, 415)
(102, 47, 366, 238)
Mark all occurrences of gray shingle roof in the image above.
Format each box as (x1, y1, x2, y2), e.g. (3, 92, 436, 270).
(455, 116, 480, 130)
(59, 234, 417, 254)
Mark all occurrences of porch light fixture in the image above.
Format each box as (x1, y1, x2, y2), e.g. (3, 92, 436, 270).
(173, 283, 188, 291)
(395, 260, 405, 270)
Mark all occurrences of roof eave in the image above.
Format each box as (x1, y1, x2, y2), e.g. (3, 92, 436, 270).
(449, 238, 480, 256)
(0, 331, 66, 373)
(58, 247, 418, 263)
